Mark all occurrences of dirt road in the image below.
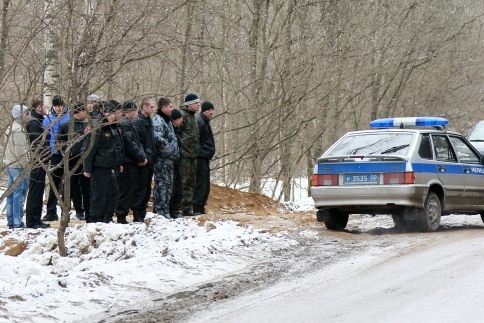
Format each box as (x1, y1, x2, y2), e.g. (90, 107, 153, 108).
(101, 213, 484, 322)
(187, 227, 484, 322)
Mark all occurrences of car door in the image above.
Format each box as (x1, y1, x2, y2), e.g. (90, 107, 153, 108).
(431, 134, 465, 210)
(448, 135, 484, 210)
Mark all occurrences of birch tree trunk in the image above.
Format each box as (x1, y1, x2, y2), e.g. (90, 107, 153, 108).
(43, 0, 58, 107)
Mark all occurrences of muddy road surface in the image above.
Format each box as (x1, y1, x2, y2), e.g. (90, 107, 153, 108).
(97, 213, 484, 323)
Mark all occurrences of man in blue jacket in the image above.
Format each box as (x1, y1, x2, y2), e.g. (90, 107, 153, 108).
(42, 95, 70, 221)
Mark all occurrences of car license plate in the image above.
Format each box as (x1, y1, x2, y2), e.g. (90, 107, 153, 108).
(343, 174, 380, 185)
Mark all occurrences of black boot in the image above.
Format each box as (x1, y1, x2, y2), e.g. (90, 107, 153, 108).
(173, 211, 184, 218)
(132, 210, 140, 222)
(193, 205, 201, 214)
(117, 215, 128, 224)
(200, 205, 206, 214)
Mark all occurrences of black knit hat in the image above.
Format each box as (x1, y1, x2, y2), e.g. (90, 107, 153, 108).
(72, 101, 86, 114)
(52, 95, 65, 107)
(171, 108, 183, 121)
(184, 93, 199, 105)
(122, 100, 138, 112)
(109, 100, 122, 111)
(201, 101, 214, 112)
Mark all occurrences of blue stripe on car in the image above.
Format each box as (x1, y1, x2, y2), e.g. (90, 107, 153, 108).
(317, 162, 405, 174)
(317, 162, 484, 175)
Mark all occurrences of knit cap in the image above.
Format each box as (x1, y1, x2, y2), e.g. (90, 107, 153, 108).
(184, 93, 199, 105)
(171, 108, 183, 120)
(12, 104, 28, 119)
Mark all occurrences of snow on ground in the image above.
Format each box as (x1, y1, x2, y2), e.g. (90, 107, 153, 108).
(0, 213, 298, 322)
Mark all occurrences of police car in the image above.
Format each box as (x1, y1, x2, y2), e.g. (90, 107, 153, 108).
(311, 117, 484, 232)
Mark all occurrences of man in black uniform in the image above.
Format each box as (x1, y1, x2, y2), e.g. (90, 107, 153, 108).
(132, 98, 155, 222)
(115, 101, 147, 224)
(82, 102, 124, 223)
(57, 101, 90, 221)
(25, 100, 50, 229)
(193, 101, 216, 214)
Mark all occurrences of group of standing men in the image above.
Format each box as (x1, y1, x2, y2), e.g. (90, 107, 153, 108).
(4, 93, 215, 229)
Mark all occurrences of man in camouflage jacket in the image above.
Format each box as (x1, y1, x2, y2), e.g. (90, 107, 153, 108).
(178, 93, 200, 216)
(152, 98, 180, 218)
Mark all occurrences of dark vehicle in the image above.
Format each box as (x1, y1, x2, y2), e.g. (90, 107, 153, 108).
(467, 120, 484, 156)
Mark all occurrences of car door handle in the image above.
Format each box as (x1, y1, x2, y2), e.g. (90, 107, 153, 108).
(438, 166, 446, 172)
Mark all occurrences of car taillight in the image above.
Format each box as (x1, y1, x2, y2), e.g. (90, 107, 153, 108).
(383, 172, 414, 184)
(312, 174, 339, 186)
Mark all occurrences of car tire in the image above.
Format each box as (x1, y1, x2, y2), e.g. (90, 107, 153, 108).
(324, 210, 349, 231)
(417, 192, 441, 232)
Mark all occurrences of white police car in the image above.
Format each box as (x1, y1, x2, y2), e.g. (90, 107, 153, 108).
(311, 117, 484, 232)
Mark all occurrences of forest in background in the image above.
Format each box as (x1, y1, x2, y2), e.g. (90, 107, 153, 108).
(0, 0, 483, 201)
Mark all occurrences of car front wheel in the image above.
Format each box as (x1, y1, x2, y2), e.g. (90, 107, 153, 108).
(417, 192, 441, 232)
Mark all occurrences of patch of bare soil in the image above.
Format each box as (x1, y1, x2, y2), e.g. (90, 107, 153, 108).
(201, 184, 316, 232)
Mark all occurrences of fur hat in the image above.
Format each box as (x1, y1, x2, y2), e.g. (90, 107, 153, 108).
(102, 101, 116, 114)
(171, 108, 183, 121)
(87, 94, 100, 102)
(201, 101, 214, 112)
(122, 100, 138, 112)
(109, 100, 122, 111)
(11, 104, 28, 119)
(72, 101, 86, 114)
(52, 95, 65, 107)
(184, 93, 199, 105)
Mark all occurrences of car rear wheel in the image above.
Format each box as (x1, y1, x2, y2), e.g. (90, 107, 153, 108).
(417, 192, 441, 232)
(324, 210, 349, 231)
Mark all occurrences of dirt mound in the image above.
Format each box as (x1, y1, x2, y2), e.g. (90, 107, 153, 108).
(207, 183, 281, 215)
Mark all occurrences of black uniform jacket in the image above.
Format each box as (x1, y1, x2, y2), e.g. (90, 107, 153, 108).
(119, 117, 146, 165)
(133, 112, 155, 166)
(196, 113, 215, 160)
(82, 122, 124, 173)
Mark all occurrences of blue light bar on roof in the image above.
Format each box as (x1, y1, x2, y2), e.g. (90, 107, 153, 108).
(370, 117, 448, 129)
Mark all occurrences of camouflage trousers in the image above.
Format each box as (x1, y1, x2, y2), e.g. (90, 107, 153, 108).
(180, 157, 197, 212)
(153, 158, 174, 217)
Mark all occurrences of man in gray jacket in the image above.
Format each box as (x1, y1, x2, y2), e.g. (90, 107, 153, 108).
(4, 105, 30, 228)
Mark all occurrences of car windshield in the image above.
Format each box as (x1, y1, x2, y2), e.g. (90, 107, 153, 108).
(468, 123, 484, 141)
(326, 132, 414, 156)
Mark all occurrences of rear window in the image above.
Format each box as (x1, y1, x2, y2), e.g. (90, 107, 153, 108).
(326, 133, 414, 156)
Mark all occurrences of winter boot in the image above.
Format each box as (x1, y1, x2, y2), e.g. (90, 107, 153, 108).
(117, 215, 128, 224)
(192, 205, 201, 214)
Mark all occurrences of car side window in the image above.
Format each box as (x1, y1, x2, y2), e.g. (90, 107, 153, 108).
(449, 136, 481, 164)
(432, 135, 457, 162)
(418, 134, 433, 159)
